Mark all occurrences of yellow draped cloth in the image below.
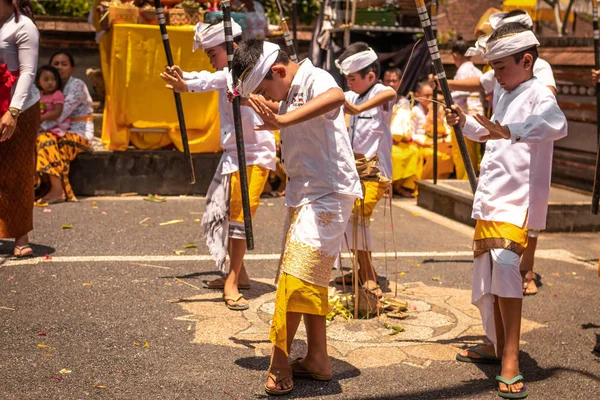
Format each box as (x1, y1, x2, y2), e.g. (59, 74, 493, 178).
(100, 24, 221, 152)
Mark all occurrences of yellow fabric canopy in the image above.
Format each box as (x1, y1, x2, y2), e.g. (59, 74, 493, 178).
(100, 24, 222, 153)
(502, 0, 574, 23)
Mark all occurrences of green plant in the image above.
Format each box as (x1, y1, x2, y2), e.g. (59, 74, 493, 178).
(34, 0, 94, 18)
(263, 0, 322, 26)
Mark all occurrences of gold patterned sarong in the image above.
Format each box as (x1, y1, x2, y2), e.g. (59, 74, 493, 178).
(270, 193, 355, 355)
(36, 132, 90, 201)
(473, 220, 529, 258)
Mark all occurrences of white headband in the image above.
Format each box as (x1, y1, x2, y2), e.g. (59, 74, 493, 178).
(489, 11, 533, 30)
(234, 41, 280, 97)
(484, 30, 539, 61)
(464, 35, 489, 57)
(334, 48, 378, 75)
(193, 21, 242, 52)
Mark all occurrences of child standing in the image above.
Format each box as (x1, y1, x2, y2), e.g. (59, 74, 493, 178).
(36, 65, 69, 136)
(332, 43, 396, 298)
(231, 39, 362, 395)
(446, 23, 567, 398)
(160, 20, 276, 311)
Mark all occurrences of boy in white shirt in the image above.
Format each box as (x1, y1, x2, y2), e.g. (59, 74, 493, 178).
(442, 10, 556, 296)
(231, 38, 362, 395)
(332, 43, 397, 298)
(446, 23, 567, 399)
(160, 20, 276, 311)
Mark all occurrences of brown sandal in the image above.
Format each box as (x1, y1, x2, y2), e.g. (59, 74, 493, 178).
(290, 358, 332, 381)
(265, 369, 294, 396)
(13, 245, 33, 258)
(522, 271, 538, 296)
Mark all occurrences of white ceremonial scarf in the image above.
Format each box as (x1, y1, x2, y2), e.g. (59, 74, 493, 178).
(235, 41, 280, 97)
(489, 11, 533, 30)
(193, 21, 243, 52)
(484, 30, 539, 62)
(334, 48, 378, 75)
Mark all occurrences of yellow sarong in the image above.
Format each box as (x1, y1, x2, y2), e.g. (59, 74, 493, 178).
(229, 165, 269, 223)
(473, 220, 529, 258)
(451, 131, 481, 180)
(36, 132, 91, 201)
(391, 142, 423, 190)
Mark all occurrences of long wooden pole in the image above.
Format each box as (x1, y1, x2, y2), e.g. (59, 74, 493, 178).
(592, 0, 600, 215)
(415, 0, 477, 193)
(275, 0, 299, 62)
(431, 0, 438, 184)
(222, 0, 255, 249)
(153, 0, 195, 184)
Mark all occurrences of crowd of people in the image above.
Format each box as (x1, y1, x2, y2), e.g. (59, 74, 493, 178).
(155, 7, 577, 398)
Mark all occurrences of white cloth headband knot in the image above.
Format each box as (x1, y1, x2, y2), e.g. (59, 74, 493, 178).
(484, 30, 539, 61)
(489, 11, 533, 30)
(193, 21, 243, 52)
(334, 48, 378, 75)
(234, 41, 280, 97)
(464, 35, 489, 57)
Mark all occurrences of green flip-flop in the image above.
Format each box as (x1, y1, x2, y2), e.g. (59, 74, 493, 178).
(456, 345, 501, 364)
(496, 374, 528, 399)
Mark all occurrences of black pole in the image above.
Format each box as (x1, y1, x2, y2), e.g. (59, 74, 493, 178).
(431, 0, 438, 184)
(415, 0, 477, 193)
(222, 0, 255, 249)
(153, 0, 195, 184)
(591, 0, 600, 214)
(292, 0, 298, 50)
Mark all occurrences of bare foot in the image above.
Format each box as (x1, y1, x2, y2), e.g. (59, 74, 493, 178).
(362, 279, 383, 298)
(292, 356, 332, 378)
(266, 366, 293, 393)
(497, 370, 525, 395)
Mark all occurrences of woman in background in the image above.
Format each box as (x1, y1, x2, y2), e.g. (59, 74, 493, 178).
(0, 0, 40, 257)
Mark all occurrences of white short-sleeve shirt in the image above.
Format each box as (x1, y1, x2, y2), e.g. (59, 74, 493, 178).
(345, 83, 396, 179)
(278, 60, 362, 207)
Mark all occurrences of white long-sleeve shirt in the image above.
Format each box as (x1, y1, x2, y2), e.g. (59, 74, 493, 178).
(182, 68, 276, 174)
(0, 13, 39, 112)
(345, 83, 396, 179)
(463, 77, 568, 230)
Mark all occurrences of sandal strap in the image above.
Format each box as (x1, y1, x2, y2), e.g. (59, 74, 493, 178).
(469, 346, 499, 360)
(223, 294, 244, 303)
(496, 374, 524, 386)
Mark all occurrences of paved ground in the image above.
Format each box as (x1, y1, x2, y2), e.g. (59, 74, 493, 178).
(1, 195, 599, 399)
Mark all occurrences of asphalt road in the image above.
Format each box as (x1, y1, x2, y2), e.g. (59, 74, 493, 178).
(1, 196, 599, 399)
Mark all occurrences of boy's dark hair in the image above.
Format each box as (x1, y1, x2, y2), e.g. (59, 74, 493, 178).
(35, 65, 63, 91)
(451, 35, 471, 57)
(231, 38, 290, 83)
(337, 42, 380, 78)
(49, 51, 75, 67)
(488, 22, 538, 64)
(504, 9, 527, 19)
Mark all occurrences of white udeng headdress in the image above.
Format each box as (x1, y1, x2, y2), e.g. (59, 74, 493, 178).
(234, 41, 280, 97)
(193, 21, 243, 52)
(483, 30, 540, 62)
(334, 48, 378, 75)
(489, 11, 533, 30)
